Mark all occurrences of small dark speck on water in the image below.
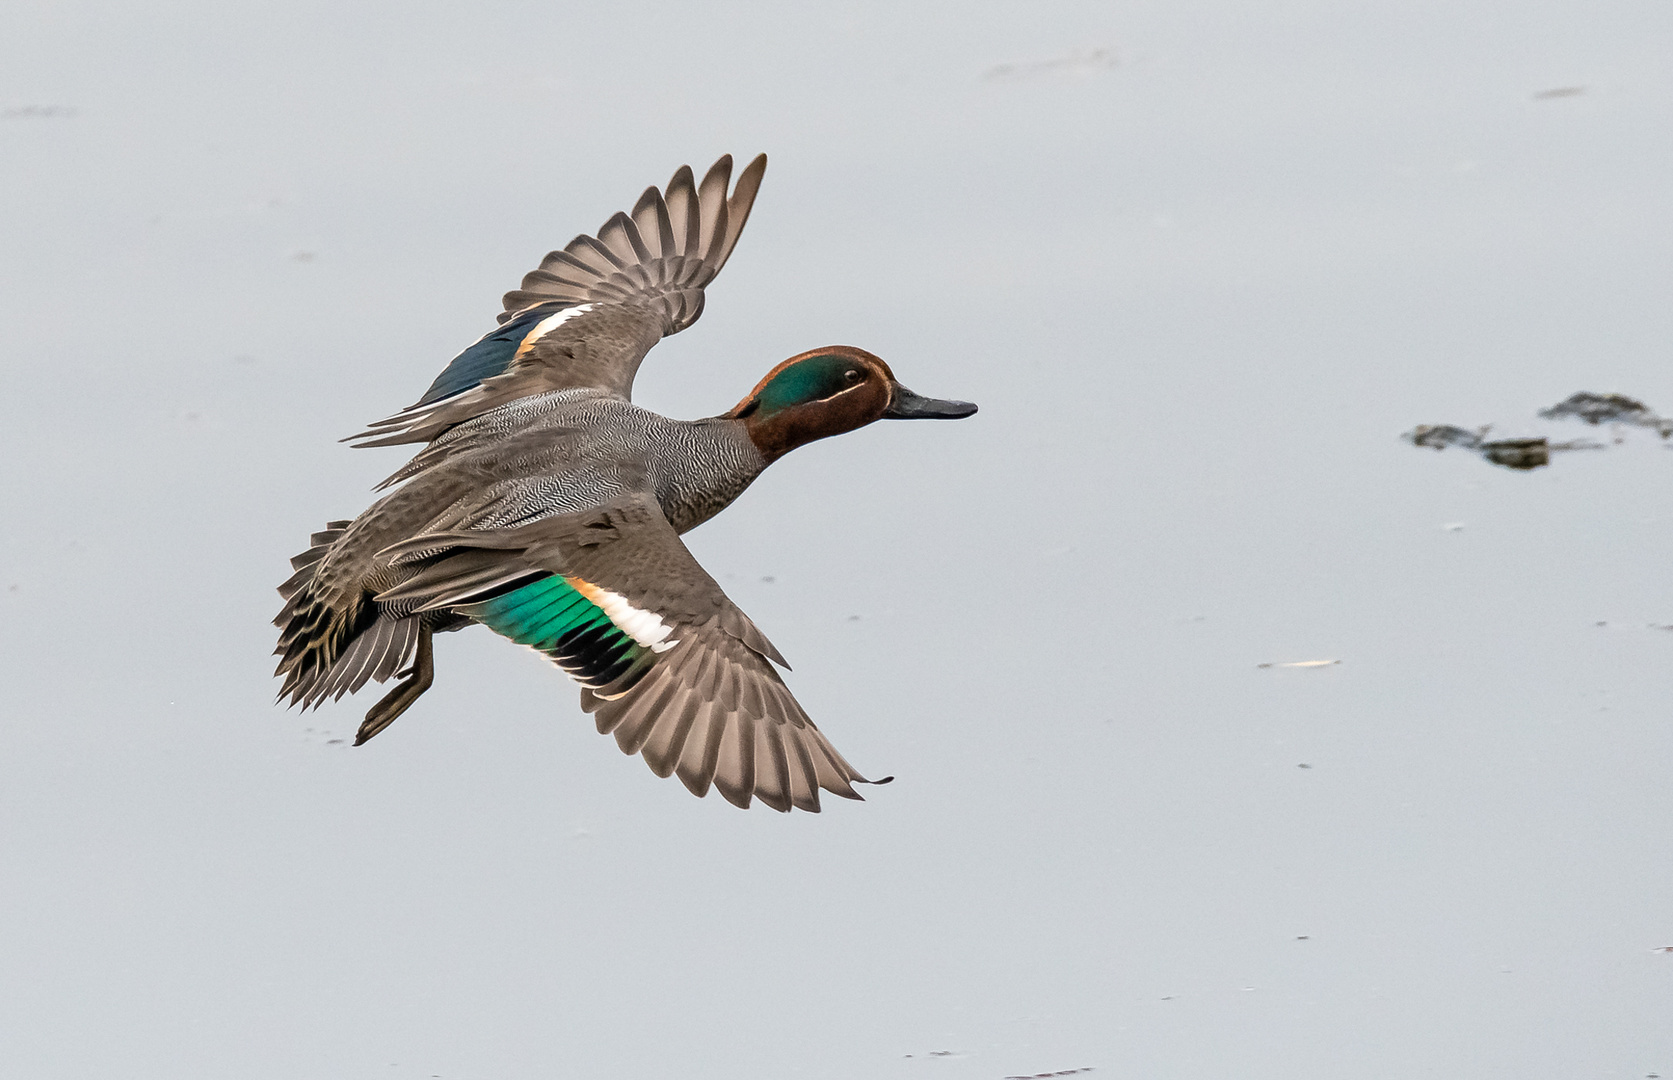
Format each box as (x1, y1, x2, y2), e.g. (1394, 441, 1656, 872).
(760, 575, 774, 584)
(983, 47, 1115, 81)
(1534, 86, 1586, 98)
(1297, 763, 1312, 769)
(847, 614, 861, 621)
(1, 104, 78, 119)
(1296, 935, 1311, 940)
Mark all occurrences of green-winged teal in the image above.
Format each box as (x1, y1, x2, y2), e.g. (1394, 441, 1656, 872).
(275, 154, 976, 812)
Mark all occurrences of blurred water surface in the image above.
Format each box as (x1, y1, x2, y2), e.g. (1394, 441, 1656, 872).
(2, 2, 1671, 1077)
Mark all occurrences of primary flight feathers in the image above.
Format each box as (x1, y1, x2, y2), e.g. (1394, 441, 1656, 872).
(348, 154, 766, 448)
(502, 152, 765, 324)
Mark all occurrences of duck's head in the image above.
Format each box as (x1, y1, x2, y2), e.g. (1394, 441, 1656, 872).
(725, 346, 977, 462)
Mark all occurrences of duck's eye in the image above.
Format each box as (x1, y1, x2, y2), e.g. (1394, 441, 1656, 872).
(843, 368, 863, 384)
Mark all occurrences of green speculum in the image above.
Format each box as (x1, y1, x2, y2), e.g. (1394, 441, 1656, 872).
(472, 576, 614, 650)
(464, 576, 648, 689)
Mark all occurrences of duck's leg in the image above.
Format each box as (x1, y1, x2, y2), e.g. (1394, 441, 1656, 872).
(355, 624, 434, 746)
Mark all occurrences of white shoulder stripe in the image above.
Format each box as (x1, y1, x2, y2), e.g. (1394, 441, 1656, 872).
(515, 303, 596, 359)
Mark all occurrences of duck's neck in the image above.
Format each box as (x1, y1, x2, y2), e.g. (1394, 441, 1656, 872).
(650, 417, 772, 535)
(731, 396, 881, 464)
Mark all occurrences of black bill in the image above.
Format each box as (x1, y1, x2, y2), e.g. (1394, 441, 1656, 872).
(884, 384, 978, 420)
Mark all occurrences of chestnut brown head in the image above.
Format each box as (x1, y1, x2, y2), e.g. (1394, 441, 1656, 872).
(724, 346, 976, 461)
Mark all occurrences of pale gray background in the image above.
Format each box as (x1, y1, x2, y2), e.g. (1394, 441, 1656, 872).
(3, 1, 1672, 1077)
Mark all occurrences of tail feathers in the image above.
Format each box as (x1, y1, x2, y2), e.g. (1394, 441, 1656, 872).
(306, 613, 422, 705)
(274, 521, 417, 709)
(277, 520, 352, 598)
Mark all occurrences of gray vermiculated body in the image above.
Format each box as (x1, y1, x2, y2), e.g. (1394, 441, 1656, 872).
(425, 389, 767, 534)
(323, 389, 768, 608)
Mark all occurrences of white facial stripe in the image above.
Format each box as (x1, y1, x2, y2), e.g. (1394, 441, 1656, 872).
(515, 303, 595, 359)
(567, 577, 680, 653)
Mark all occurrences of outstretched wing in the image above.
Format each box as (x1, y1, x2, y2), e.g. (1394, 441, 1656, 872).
(349, 153, 767, 448)
(375, 494, 878, 813)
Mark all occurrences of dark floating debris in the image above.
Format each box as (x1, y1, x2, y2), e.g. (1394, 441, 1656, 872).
(1404, 427, 1588, 471)
(1480, 437, 1551, 471)
(1405, 390, 1666, 470)
(1539, 392, 1673, 436)
(1407, 424, 1487, 451)
(1533, 86, 1586, 99)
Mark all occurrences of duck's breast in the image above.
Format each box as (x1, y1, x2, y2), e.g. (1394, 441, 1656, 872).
(642, 416, 768, 534)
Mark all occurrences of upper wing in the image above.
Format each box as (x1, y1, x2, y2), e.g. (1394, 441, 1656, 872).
(375, 494, 878, 812)
(349, 153, 767, 448)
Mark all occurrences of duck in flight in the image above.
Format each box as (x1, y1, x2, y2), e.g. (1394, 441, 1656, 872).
(274, 153, 976, 812)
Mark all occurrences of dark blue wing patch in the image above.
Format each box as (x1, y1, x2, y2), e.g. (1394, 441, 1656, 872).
(417, 302, 572, 405)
